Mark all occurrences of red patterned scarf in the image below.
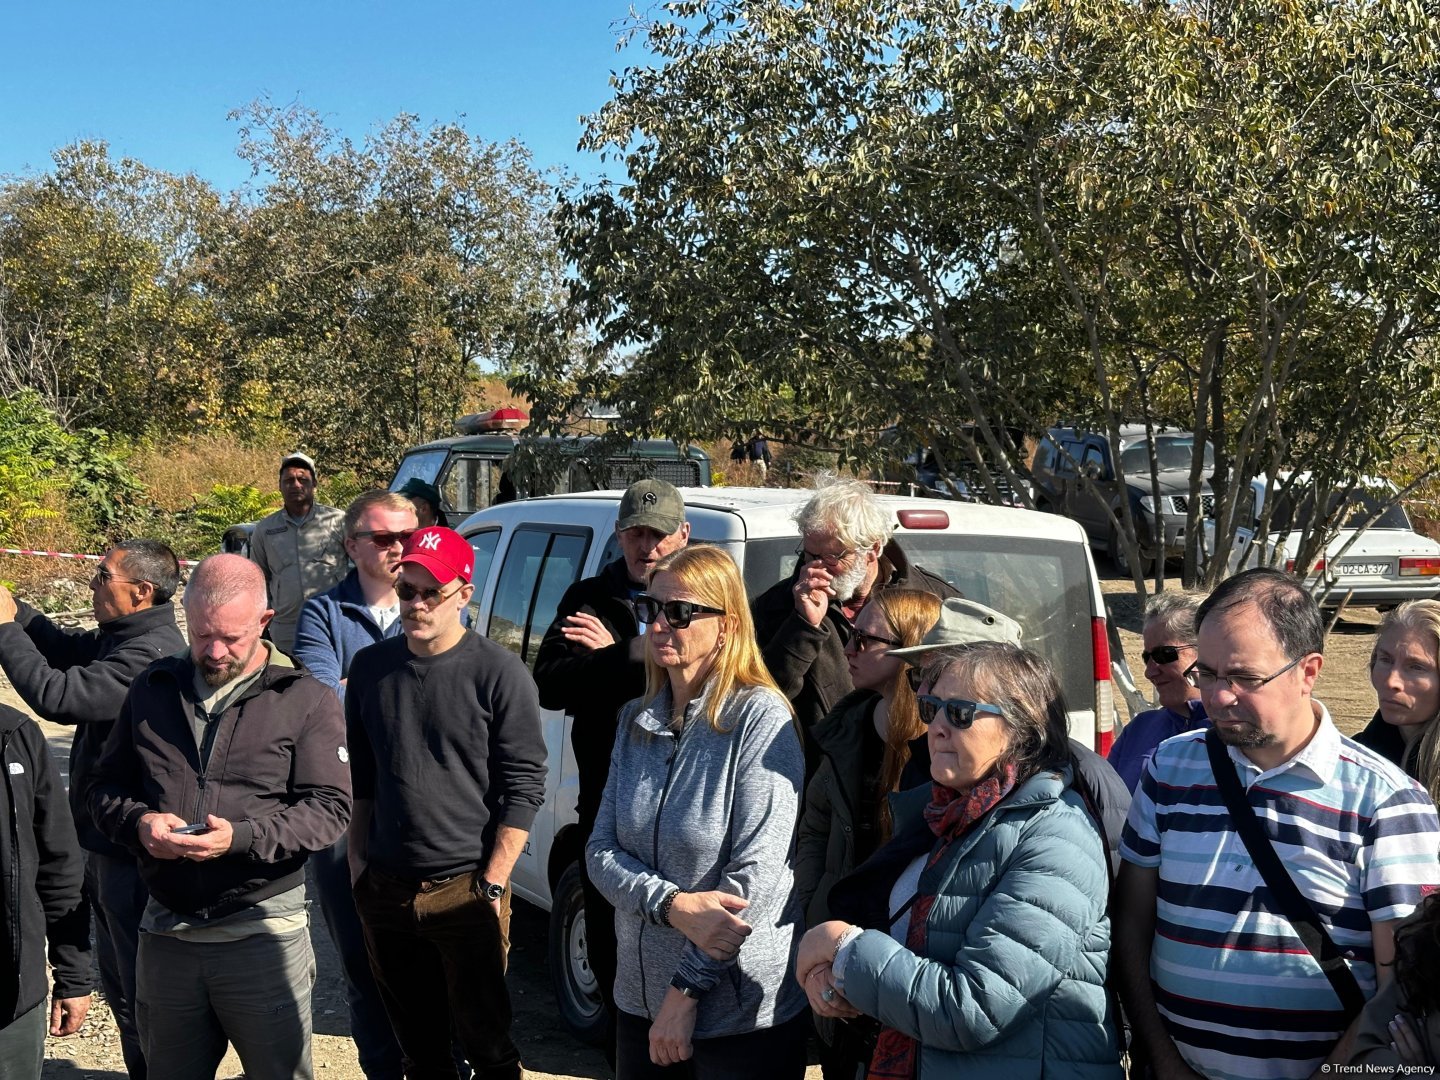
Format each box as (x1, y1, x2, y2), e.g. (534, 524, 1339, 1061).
(865, 765, 1019, 1080)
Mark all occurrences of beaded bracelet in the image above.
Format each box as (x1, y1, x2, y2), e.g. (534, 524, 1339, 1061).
(659, 888, 680, 927)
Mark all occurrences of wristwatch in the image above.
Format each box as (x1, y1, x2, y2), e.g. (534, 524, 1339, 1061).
(669, 974, 702, 1000)
(481, 880, 506, 902)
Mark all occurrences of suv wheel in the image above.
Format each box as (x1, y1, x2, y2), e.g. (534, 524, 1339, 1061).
(1110, 524, 1153, 577)
(547, 860, 610, 1046)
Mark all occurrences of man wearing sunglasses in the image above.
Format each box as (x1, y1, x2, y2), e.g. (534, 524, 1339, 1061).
(534, 477, 690, 1054)
(0, 539, 184, 1080)
(1106, 591, 1209, 793)
(751, 479, 956, 774)
(293, 489, 419, 1079)
(248, 451, 347, 656)
(1115, 568, 1440, 1080)
(346, 526, 546, 1080)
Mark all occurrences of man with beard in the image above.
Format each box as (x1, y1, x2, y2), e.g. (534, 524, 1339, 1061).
(346, 526, 545, 1080)
(294, 490, 417, 1080)
(1115, 568, 1440, 1080)
(534, 478, 690, 1050)
(751, 477, 956, 773)
(0, 539, 184, 1080)
(89, 554, 351, 1079)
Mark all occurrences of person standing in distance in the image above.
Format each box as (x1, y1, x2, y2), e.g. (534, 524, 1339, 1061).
(347, 526, 547, 1080)
(248, 451, 347, 656)
(534, 478, 690, 1045)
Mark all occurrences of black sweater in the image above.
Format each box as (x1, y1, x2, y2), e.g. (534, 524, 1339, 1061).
(1, 705, 90, 1022)
(0, 601, 185, 856)
(346, 633, 548, 879)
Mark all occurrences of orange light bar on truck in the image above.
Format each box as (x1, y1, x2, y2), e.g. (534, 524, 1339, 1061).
(1400, 557, 1440, 577)
(1092, 617, 1114, 756)
(896, 508, 950, 530)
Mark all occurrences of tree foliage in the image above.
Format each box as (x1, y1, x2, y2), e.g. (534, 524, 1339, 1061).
(515, 0, 1440, 592)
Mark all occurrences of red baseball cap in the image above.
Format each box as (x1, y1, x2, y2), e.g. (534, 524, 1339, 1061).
(397, 527, 473, 585)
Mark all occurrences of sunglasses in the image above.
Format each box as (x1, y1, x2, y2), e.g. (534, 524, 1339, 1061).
(92, 564, 144, 587)
(634, 594, 726, 629)
(906, 666, 928, 694)
(353, 529, 416, 548)
(848, 629, 901, 653)
(915, 695, 1003, 728)
(1141, 643, 1195, 666)
(396, 580, 465, 606)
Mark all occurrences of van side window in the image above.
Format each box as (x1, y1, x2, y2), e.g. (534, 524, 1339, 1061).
(464, 530, 502, 627)
(487, 527, 592, 669)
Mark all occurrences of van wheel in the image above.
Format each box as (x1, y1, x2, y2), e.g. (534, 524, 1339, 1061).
(547, 861, 609, 1046)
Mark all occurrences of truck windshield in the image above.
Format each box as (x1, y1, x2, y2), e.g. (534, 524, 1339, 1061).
(390, 450, 449, 489)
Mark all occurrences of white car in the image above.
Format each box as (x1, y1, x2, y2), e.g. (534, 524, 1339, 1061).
(455, 486, 1117, 1040)
(1211, 476, 1440, 607)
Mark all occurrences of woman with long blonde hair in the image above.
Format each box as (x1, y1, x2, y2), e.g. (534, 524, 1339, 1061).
(586, 544, 808, 1078)
(1358, 598, 1440, 806)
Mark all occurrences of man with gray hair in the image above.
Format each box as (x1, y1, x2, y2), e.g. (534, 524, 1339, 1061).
(0, 538, 184, 1080)
(752, 477, 956, 768)
(1106, 590, 1209, 792)
(90, 553, 351, 1079)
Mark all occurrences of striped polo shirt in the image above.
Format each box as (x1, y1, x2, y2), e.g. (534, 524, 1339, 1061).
(1120, 704, 1440, 1080)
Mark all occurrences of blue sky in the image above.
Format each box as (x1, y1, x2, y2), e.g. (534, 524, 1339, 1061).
(0, 0, 655, 192)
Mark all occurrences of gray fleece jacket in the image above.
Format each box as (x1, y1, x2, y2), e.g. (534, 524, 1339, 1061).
(585, 681, 807, 1039)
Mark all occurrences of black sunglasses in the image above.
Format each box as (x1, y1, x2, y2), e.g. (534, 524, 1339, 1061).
(915, 695, 1003, 728)
(1141, 643, 1195, 666)
(848, 629, 902, 653)
(353, 529, 416, 548)
(634, 594, 726, 629)
(396, 580, 465, 606)
(92, 564, 145, 587)
(906, 666, 928, 694)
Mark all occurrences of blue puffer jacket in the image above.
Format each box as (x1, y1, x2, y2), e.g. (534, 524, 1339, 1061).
(829, 766, 1123, 1080)
(293, 570, 403, 701)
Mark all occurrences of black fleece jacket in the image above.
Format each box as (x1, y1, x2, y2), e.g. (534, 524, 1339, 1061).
(0, 600, 185, 856)
(88, 655, 351, 920)
(0, 705, 90, 1023)
(752, 538, 958, 772)
(532, 557, 644, 829)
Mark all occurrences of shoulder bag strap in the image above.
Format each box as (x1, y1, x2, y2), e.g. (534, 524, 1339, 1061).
(1204, 730, 1367, 1019)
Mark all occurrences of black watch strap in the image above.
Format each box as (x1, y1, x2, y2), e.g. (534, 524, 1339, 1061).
(669, 974, 702, 999)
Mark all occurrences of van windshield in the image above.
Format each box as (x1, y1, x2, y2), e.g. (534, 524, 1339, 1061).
(739, 534, 1097, 721)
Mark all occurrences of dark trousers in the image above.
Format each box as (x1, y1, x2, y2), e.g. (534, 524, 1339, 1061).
(354, 867, 520, 1080)
(615, 1009, 808, 1080)
(0, 1001, 45, 1080)
(86, 850, 149, 1080)
(309, 837, 405, 1080)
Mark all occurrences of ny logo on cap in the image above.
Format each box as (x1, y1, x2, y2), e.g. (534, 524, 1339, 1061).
(417, 531, 443, 551)
(643, 491, 657, 506)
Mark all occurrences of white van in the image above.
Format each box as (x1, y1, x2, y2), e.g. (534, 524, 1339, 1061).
(455, 486, 1115, 1041)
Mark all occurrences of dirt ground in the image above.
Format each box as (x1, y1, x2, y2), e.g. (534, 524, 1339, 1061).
(7, 562, 1385, 1080)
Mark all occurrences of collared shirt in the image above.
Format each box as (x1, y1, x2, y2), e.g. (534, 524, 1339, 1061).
(248, 504, 347, 655)
(1120, 702, 1440, 1080)
(1107, 698, 1209, 793)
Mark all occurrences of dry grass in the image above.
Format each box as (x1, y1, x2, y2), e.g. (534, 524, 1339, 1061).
(129, 435, 280, 513)
(0, 488, 98, 601)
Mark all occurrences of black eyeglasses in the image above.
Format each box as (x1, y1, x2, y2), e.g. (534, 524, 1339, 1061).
(796, 545, 859, 567)
(352, 529, 416, 548)
(916, 696, 1003, 728)
(92, 565, 144, 587)
(634, 594, 726, 629)
(847, 629, 901, 653)
(1184, 655, 1303, 694)
(396, 580, 465, 606)
(1142, 643, 1195, 666)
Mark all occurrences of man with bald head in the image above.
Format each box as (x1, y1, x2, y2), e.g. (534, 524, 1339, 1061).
(90, 554, 352, 1080)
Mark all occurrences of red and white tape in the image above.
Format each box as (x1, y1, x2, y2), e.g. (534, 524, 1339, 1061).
(1, 547, 202, 567)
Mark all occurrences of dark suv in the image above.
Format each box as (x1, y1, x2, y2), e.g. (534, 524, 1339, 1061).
(1032, 425, 1214, 573)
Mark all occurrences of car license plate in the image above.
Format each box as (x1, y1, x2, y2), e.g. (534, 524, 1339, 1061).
(1334, 560, 1393, 577)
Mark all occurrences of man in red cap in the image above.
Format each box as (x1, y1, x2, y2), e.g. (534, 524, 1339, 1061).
(344, 527, 546, 1080)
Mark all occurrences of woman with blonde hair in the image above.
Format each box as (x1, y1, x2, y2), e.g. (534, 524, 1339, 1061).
(1358, 598, 1440, 805)
(795, 587, 941, 1079)
(586, 544, 808, 1078)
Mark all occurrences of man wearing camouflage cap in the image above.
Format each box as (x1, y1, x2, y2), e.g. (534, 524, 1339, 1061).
(534, 478, 690, 1051)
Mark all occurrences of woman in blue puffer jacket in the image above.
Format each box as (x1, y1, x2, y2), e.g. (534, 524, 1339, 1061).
(796, 640, 1124, 1080)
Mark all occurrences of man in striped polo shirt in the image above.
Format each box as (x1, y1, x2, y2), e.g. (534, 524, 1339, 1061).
(1115, 568, 1440, 1080)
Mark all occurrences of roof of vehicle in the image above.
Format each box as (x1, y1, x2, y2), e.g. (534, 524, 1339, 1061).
(475, 486, 1092, 544)
(401, 433, 710, 460)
